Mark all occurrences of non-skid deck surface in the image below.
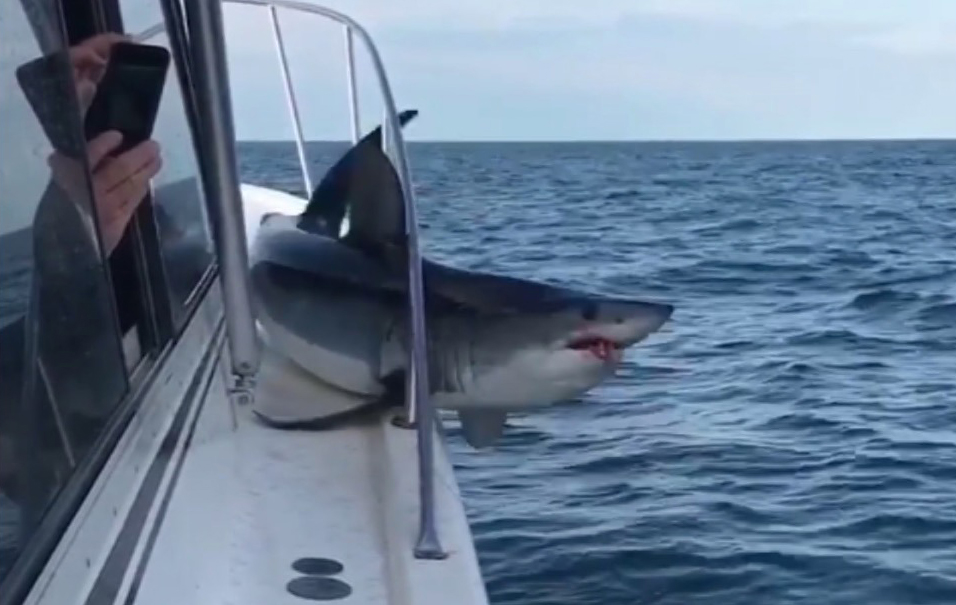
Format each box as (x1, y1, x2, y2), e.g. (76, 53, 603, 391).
(130, 349, 488, 605)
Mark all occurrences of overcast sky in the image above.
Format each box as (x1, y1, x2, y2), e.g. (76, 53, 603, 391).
(220, 0, 956, 141)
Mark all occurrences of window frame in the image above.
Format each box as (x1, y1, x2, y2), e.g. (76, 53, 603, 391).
(0, 0, 222, 600)
(104, 0, 220, 333)
(0, 0, 136, 596)
(61, 0, 170, 374)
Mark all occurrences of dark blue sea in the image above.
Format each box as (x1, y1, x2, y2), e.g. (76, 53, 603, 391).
(239, 140, 956, 605)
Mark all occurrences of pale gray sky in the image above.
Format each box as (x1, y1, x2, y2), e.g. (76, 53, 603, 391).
(220, 0, 956, 141)
(5, 1, 955, 234)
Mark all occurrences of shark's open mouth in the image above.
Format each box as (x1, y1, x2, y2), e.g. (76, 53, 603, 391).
(567, 336, 623, 361)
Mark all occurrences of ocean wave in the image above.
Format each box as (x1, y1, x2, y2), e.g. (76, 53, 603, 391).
(847, 288, 923, 310)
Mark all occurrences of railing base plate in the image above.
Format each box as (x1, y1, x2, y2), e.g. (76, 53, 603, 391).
(390, 413, 416, 430)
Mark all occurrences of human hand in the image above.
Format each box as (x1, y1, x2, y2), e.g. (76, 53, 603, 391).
(67, 32, 128, 113)
(48, 131, 163, 254)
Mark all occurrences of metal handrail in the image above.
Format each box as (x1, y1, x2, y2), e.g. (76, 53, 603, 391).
(266, 4, 313, 196)
(183, 0, 262, 406)
(218, 0, 443, 559)
(344, 28, 361, 144)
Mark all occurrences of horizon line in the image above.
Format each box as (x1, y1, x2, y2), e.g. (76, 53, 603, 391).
(237, 136, 956, 144)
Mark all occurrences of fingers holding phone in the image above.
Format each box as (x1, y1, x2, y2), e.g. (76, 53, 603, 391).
(23, 37, 170, 256)
(89, 132, 164, 254)
(69, 32, 128, 71)
(69, 33, 129, 114)
(49, 131, 163, 254)
(83, 41, 171, 154)
(81, 39, 169, 253)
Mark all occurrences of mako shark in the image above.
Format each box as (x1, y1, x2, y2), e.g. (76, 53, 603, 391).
(248, 110, 674, 448)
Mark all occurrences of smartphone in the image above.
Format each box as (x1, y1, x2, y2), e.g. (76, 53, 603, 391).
(15, 50, 86, 158)
(83, 42, 171, 155)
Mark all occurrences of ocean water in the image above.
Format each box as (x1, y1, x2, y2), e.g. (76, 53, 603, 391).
(238, 140, 956, 605)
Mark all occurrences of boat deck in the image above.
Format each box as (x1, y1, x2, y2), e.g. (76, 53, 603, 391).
(128, 343, 487, 605)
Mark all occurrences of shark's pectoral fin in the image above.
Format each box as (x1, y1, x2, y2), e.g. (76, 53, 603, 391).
(457, 410, 508, 449)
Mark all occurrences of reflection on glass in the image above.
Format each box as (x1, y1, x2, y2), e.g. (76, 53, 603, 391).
(141, 30, 215, 323)
(0, 2, 129, 584)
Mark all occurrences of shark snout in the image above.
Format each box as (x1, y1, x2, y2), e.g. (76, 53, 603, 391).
(586, 299, 674, 347)
(625, 301, 674, 343)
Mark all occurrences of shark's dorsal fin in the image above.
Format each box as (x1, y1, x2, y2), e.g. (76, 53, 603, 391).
(337, 136, 409, 258)
(298, 109, 418, 238)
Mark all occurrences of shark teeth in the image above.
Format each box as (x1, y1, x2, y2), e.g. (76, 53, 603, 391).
(566, 335, 623, 361)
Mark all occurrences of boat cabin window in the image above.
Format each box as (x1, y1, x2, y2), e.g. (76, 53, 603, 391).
(0, 0, 215, 595)
(114, 0, 217, 331)
(0, 0, 131, 586)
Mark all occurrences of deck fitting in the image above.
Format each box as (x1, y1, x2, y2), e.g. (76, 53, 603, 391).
(292, 557, 344, 576)
(390, 413, 416, 430)
(287, 576, 352, 601)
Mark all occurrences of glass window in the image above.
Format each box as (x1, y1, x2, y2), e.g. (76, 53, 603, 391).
(124, 6, 216, 327)
(0, 0, 129, 585)
(150, 31, 216, 319)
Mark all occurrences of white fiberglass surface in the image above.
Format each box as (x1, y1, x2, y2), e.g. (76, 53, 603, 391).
(131, 346, 488, 605)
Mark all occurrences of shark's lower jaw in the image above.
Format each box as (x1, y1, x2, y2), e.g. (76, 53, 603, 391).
(566, 335, 624, 362)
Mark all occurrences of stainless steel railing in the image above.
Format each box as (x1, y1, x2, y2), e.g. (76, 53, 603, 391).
(266, 4, 313, 194)
(183, 0, 262, 404)
(179, 0, 444, 559)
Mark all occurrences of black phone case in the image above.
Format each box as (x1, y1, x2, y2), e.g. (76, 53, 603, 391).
(83, 42, 171, 155)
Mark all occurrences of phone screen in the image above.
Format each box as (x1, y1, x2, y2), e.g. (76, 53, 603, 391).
(84, 43, 171, 154)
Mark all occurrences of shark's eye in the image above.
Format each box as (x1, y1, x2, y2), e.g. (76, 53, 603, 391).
(581, 303, 598, 321)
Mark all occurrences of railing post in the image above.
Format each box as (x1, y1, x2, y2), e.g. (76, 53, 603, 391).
(381, 114, 443, 560)
(183, 0, 260, 404)
(216, 0, 445, 560)
(341, 9, 444, 563)
(268, 5, 313, 196)
(343, 26, 360, 144)
(381, 108, 392, 157)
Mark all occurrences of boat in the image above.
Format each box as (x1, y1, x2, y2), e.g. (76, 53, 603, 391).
(0, 0, 490, 603)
